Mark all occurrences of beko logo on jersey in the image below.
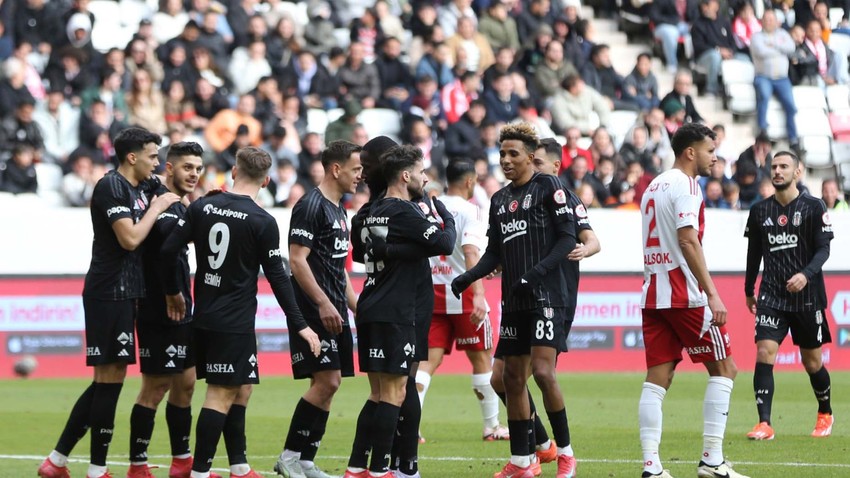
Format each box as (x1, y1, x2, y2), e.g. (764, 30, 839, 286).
(291, 228, 314, 240)
(334, 237, 349, 251)
(206, 363, 234, 373)
(269, 248, 284, 258)
(106, 206, 130, 217)
(423, 225, 439, 239)
(501, 219, 528, 242)
(767, 232, 798, 251)
(203, 204, 248, 220)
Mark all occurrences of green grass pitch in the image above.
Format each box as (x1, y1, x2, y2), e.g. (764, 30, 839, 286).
(1, 372, 847, 477)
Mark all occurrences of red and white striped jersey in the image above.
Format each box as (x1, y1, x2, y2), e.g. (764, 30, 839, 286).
(430, 195, 487, 315)
(640, 169, 707, 309)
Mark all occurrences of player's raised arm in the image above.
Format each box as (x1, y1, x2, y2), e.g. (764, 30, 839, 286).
(109, 193, 180, 252)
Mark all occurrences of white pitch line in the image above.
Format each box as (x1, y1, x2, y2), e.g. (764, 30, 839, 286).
(3, 454, 849, 469)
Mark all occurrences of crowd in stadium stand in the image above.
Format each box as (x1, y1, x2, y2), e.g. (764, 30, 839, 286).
(0, 0, 848, 211)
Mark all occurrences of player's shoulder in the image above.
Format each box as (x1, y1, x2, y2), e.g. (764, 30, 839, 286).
(799, 192, 827, 209)
(530, 172, 562, 191)
(94, 170, 129, 194)
(292, 187, 326, 214)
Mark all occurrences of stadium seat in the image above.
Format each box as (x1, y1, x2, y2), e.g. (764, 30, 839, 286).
(792, 85, 828, 112)
(796, 110, 834, 168)
(725, 83, 757, 117)
(830, 8, 847, 28)
(765, 108, 787, 140)
(118, 0, 152, 28)
(826, 84, 850, 112)
(829, 32, 850, 59)
(333, 28, 351, 50)
(35, 163, 63, 195)
(306, 108, 330, 135)
(357, 108, 402, 138)
(607, 110, 639, 149)
(828, 111, 850, 140)
(326, 108, 345, 123)
(721, 59, 755, 85)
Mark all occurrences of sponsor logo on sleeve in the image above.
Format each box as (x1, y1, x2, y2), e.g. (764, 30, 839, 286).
(291, 228, 315, 240)
(554, 189, 567, 205)
(106, 206, 131, 217)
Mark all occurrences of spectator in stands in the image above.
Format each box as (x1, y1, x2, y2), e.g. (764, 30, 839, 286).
(55, 11, 101, 75)
(0, 57, 36, 114)
(442, 70, 480, 124)
(416, 41, 454, 88)
(338, 42, 381, 108)
(80, 67, 128, 124)
(192, 76, 228, 127)
(439, 0, 477, 38)
(573, 18, 597, 67)
(551, 74, 612, 135)
(732, 1, 761, 55)
(126, 69, 167, 134)
(662, 98, 685, 135)
(813, 1, 832, 42)
(0, 144, 38, 194)
(324, 99, 362, 145)
(163, 81, 197, 132)
(560, 125, 594, 172)
(650, 0, 698, 73)
(534, 40, 579, 99)
(153, 0, 190, 45)
(228, 40, 271, 95)
(620, 125, 656, 172)
(278, 52, 336, 110)
(11, 42, 45, 102)
(752, 176, 774, 205)
(592, 155, 616, 199)
(582, 43, 640, 111)
(34, 89, 80, 166)
(216, 123, 253, 170)
(517, 0, 554, 46)
(1, 98, 44, 161)
(691, 0, 738, 97)
(483, 72, 520, 123)
(446, 16, 495, 73)
(204, 93, 262, 153)
(698, 155, 731, 192)
(375, 0, 404, 41)
(733, 155, 761, 207)
(588, 126, 618, 168)
(445, 98, 486, 159)
(46, 48, 91, 102)
(303, 1, 337, 57)
(404, 74, 447, 132)
(623, 53, 660, 112)
(61, 150, 100, 206)
(482, 47, 517, 92)
(605, 180, 639, 209)
(375, 37, 414, 110)
(350, 7, 384, 63)
(408, 118, 446, 178)
(100, 47, 130, 92)
(751, 9, 799, 151)
(158, 19, 200, 67)
(261, 124, 298, 168)
(712, 124, 736, 168)
(0, 20, 10, 61)
(125, 38, 164, 86)
(723, 181, 741, 209)
(478, 0, 520, 52)
(560, 155, 606, 199)
(161, 43, 194, 94)
(822, 178, 849, 210)
(798, 19, 849, 86)
(14, 0, 60, 54)
(625, 159, 655, 202)
(516, 98, 556, 138)
(576, 182, 601, 207)
(269, 159, 304, 206)
(227, 0, 260, 49)
(738, 131, 773, 178)
(661, 69, 704, 123)
(704, 178, 730, 208)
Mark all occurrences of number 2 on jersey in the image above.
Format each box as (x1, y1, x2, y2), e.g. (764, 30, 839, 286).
(644, 198, 660, 248)
(208, 222, 230, 269)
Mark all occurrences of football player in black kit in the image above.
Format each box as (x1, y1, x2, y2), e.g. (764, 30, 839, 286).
(275, 140, 362, 478)
(38, 128, 180, 478)
(344, 145, 456, 478)
(128, 142, 207, 478)
(161, 147, 321, 478)
(744, 151, 835, 441)
(452, 123, 578, 478)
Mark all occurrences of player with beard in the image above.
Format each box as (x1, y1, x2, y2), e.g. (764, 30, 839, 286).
(275, 140, 362, 478)
(38, 128, 180, 478)
(161, 147, 321, 478)
(128, 142, 209, 478)
(452, 123, 578, 478)
(636, 123, 748, 478)
(344, 145, 456, 478)
(744, 151, 834, 441)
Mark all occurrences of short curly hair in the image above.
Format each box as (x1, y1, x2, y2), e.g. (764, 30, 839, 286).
(499, 122, 539, 154)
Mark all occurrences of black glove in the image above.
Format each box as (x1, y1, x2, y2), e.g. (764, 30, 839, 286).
(512, 266, 545, 298)
(451, 272, 473, 298)
(368, 234, 388, 261)
(432, 197, 449, 225)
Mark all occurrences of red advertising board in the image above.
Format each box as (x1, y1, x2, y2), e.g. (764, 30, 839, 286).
(1, 275, 848, 379)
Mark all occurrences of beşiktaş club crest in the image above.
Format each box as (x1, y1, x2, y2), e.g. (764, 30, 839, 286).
(792, 211, 802, 227)
(522, 194, 532, 210)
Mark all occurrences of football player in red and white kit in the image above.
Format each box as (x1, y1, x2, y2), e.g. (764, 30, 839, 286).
(415, 159, 510, 441)
(638, 123, 749, 478)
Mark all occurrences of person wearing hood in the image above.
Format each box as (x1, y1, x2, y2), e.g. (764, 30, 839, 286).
(324, 99, 362, 145)
(303, 1, 337, 57)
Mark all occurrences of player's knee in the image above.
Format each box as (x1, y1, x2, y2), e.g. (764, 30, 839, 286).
(802, 355, 823, 374)
(502, 365, 526, 388)
(315, 375, 342, 397)
(755, 347, 776, 364)
(717, 358, 738, 379)
(531, 363, 556, 389)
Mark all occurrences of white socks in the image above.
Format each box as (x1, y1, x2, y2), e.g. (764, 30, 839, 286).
(472, 372, 500, 428)
(415, 370, 431, 410)
(48, 451, 68, 467)
(230, 464, 251, 476)
(703, 376, 733, 466)
(509, 454, 531, 467)
(639, 382, 666, 475)
(558, 444, 574, 457)
(86, 464, 108, 478)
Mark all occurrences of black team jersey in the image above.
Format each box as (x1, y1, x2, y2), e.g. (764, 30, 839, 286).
(486, 173, 577, 312)
(83, 170, 150, 300)
(288, 187, 350, 320)
(356, 197, 456, 326)
(161, 192, 307, 334)
(564, 190, 593, 319)
(140, 183, 192, 325)
(745, 192, 834, 312)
